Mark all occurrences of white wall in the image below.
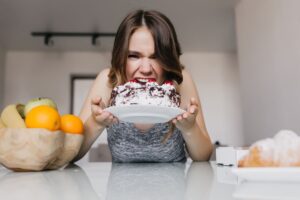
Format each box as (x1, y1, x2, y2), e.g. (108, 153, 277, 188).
(0, 46, 5, 110)
(236, 0, 300, 144)
(4, 51, 243, 160)
(181, 53, 243, 146)
(4, 51, 111, 114)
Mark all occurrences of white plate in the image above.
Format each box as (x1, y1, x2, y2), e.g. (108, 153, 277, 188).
(104, 105, 185, 123)
(232, 167, 300, 182)
(233, 181, 300, 200)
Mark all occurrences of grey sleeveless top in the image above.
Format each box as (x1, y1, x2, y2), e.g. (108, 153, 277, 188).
(107, 122, 186, 162)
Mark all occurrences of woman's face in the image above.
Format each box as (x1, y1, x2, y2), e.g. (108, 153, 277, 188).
(125, 26, 164, 84)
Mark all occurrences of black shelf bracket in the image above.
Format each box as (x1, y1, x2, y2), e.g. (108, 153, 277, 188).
(31, 32, 116, 46)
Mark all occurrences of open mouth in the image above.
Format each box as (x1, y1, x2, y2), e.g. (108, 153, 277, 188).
(130, 78, 156, 83)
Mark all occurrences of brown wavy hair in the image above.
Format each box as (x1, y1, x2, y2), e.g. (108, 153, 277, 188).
(108, 10, 184, 88)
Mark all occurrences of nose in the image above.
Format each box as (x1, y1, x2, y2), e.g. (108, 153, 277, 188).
(139, 58, 152, 74)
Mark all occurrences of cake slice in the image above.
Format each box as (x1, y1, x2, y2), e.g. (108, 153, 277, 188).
(109, 78, 180, 107)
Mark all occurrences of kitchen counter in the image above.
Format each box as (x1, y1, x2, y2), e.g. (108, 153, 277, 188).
(0, 161, 299, 200)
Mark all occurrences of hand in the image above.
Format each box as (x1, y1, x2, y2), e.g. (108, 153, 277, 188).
(91, 96, 118, 127)
(172, 97, 198, 133)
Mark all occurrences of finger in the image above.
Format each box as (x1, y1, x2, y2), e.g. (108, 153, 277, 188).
(94, 111, 110, 122)
(172, 119, 177, 124)
(92, 96, 107, 110)
(190, 97, 198, 106)
(179, 111, 196, 123)
(99, 99, 106, 109)
(112, 117, 119, 124)
(101, 111, 111, 119)
(91, 103, 102, 115)
(189, 105, 198, 115)
(103, 116, 113, 126)
(186, 98, 193, 112)
(177, 115, 183, 121)
(113, 115, 119, 123)
(104, 114, 118, 126)
(91, 96, 101, 105)
(183, 112, 188, 119)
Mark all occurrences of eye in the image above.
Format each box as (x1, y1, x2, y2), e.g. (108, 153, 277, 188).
(128, 54, 139, 59)
(149, 55, 157, 59)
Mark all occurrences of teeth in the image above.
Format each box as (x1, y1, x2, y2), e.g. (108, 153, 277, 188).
(138, 78, 148, 82)
(136, 78, 156, 83)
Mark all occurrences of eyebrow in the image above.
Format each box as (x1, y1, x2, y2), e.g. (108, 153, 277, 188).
(128, 50, 156, 57)
(128, 51, 141, 55)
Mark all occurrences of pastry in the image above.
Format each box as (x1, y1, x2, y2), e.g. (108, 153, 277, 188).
(238, 130, 300, 167)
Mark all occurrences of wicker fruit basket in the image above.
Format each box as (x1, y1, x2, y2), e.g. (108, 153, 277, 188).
(0, 128, 83, 171)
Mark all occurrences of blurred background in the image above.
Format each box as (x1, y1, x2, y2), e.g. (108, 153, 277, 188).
(0, 0, 299, 162)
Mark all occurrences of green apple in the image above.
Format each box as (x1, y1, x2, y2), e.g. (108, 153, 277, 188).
(24, 97, 58, 116)
(16, 104, 25, 119)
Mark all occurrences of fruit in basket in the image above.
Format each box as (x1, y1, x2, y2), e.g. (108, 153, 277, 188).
(0, 104, 26, 128)
(25, 105, 61, 131)
(16, 104, 25, 119)
(47, 114, 84, 169)
(0, 98, 84, 171)
(60, 114, 84, 134)
(24, 97, 57, 117)
(0, 118, 6, 129)
(0, 128, 64, 171)
(48, 114, 83, 169)
(47, 132, 84, 169)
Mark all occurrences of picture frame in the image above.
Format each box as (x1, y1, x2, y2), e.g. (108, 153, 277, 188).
(70, 74, 97, 115)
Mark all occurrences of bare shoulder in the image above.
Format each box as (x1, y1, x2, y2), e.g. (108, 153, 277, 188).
(96, 68, 110, 83)
(178, 68, 200, 107)
(183, 68, 193, 79)
(79, 68, 112, 121)
(93, 68, 112, 101)
(179, 68, 194, 90)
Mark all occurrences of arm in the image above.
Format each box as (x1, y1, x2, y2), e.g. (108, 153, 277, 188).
(72, 68, 117, 162)
(174, 69, 213, 161)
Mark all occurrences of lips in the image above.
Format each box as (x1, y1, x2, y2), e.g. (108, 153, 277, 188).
(164, 80, 173, 85)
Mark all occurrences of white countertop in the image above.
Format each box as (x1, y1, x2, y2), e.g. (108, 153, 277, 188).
(0, 161, 299, 200)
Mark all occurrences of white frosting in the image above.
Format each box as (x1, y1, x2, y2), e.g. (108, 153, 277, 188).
(253, 130, 300, 165)
(110, 79, 180, 107)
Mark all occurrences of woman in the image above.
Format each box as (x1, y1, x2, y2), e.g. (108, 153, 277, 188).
(73, 10, 212, 162)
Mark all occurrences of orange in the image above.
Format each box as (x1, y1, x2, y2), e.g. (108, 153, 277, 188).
(25, 105, 61, 131)
(60, 114, 84, 134)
